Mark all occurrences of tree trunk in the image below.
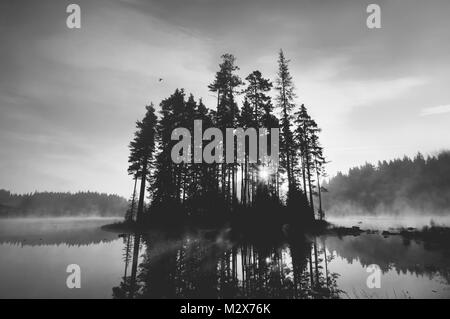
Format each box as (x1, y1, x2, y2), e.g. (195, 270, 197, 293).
(136, 157, 148, 224)
(315, 160, 323, 220)
(129, 175, 138, 221)
(306, 158, 315, 217)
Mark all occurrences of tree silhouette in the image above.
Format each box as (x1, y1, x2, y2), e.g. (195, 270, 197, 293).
(294, 104, 324, 221)
(123, 50, 327, 228)
(209, 53, 242, 209)
(275, 50, 297, 195)
(128, 104, 158, 223)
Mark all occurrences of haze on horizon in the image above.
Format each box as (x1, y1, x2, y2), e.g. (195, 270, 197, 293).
(1, 0, 449, 198)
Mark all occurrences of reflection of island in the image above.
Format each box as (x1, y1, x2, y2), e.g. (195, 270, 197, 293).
(0, 218, 120, 247)
(112, 232, 341, 299)
(324, 234, 450, 284)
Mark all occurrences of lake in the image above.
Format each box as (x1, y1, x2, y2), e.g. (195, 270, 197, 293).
(0, 217, 449, 299)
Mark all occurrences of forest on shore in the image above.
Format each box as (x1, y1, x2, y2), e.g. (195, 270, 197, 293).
(126, 50, 327, 228)
(0, 190, 127, 217)
(323, 151, 450, 216)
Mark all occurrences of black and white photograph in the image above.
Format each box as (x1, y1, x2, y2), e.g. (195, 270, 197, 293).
(0, 0, 450, 304)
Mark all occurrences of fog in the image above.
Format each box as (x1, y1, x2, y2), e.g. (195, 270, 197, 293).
(0, 217, 120, 246)
(322, 151, 450, 219)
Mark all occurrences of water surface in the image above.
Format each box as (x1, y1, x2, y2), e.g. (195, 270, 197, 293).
(327, 215, 450, 231)
(0, 218, 449, 299)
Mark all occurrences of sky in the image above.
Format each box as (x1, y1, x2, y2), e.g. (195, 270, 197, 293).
(0, 0, 449, 198)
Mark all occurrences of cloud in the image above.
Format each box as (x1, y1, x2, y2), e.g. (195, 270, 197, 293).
(1, 0, 450, 196)
(420, 105, 450, 116)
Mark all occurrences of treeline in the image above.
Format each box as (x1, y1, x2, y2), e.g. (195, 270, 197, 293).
(126, 50, 326, 227)
(322, 151, 450, 215)
(0, 190, 128, 217)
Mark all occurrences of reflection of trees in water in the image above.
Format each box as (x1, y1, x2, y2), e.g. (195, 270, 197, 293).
(0, 223, 118, 247)
(323, 234, 450, 284)
(113, 233, 341, 299)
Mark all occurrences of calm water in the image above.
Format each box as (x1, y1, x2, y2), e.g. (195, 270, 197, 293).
(0, 217, 449, 299)
(327, 215, 450, 231)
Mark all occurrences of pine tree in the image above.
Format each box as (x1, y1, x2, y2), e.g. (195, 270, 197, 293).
(243, 71, 273, 203)
(128, 104, 158, 223)
(275, 50, 297, 194)
(238, 98, 255, 205)
(209, 54, 242, 208)
(294, 104, 323, 221)
(311, 134, 326, 220)
(123, 51, 328, 227)
(151, 89, 185, 210)
(244, 70, 272, 125)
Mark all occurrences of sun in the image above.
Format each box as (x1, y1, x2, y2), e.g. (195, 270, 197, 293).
(258, 166, 270, 181)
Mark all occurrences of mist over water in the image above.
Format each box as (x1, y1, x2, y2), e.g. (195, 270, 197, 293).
(327, 214, 450, 231)
(0, 217, 121, 246)
(0, 190, 128, 218)
(0, 217, 449, 299)
(323, 151, 450, 221)
(325, 201, 450, 219)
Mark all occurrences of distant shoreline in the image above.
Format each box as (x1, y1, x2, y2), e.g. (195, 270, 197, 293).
(0, 216, 123, 220)
(0, 189, 128, 218)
